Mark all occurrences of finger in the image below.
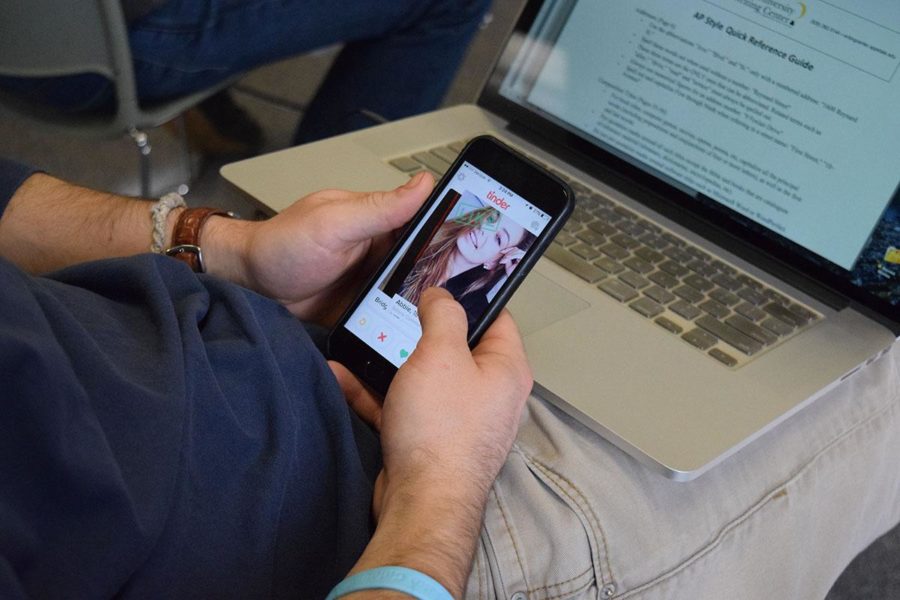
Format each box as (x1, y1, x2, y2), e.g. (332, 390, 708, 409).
(472, 310, 530, 371)
(416, 287, 470, 350)
(345, 172, 434, 242)
(328, 361, 384, 430)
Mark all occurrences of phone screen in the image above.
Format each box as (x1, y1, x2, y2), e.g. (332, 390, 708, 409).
(342, 160, 553, 368)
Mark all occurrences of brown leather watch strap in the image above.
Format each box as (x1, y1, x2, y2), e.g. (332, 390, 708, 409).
(165, 207, 233, 273)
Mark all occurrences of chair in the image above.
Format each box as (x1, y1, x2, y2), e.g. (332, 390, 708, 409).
(0, 0, 234, 197)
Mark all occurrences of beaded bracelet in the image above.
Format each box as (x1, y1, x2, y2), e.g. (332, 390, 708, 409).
(149, 192, 186, 254)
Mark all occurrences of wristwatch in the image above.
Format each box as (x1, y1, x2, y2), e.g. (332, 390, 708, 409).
(165, 207, 235, 273)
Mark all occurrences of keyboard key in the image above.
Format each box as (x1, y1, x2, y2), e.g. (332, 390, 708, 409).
(579, 194, 603, 211)
(563, 220, 583, 234)
(614, 205, 637, 220)
(712, 273, 742, 291)
(764, 289, 791, 305)
(630, 296, 665, 318)
(664, 246, 692, 263)
(685, 246, 709, 261)
(737, 286, 768, 306)
(725, 314, 778, 346)
(644, 285, 676, 305)
(673, 284, 704, 304)
(544, 245, 607, 283)
(617, 221, 646, 237)
(710, 288, 741, 306)
(737, 274, 760, 288)
(623, 256, 654, 274)
(715, 261, 738, 276)
(761, 316, 795, 337)
(682, 328, 718, 350)
(686, 260, 718, 278)
(431, 146, 459, 163)
(599, 278, 639, 302)
(763, 302, 810, 327)
(591, 193, 614, 208)
(448, 140, 466, 152)
(695, 315, 763, 355)
(596, 208, 622, 223)
(600, 242, 629, 260)
(611, 232, 641, 249)
(587, 219, 617, 237)
(762, 302, 809, 327)
(552, 231, 577, 247)
(698, 298, 731, 319)
(412, 151, 451, 174)
(662, 232, 685, 247)
(641, 233, 670, 250)
(659, 260, 690, 277)
(670, 300, 703, 320)
(619, 270, 650, 290)
(648, 270, 680, 289)
(593, 256, 625, 274)
(571, 208, 592, 223)
(683, 273, 714, 292)
(708, 348, 738, 367)
(576, 229, 606, 246)
(390, 157, 422, 172)
(634, 246, 665, 264)
(735, 302, 767, 322)
(570, 243, 602, 261)
(787, 303, 818, 323)
(654, 316, 683, 334)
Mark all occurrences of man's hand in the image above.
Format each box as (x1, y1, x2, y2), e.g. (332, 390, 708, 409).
(206, 172, 432, 324)
(329, 288, 533, 597)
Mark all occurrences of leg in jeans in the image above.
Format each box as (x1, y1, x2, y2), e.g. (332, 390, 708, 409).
(126, 0, 491, 142)
(466, 344, 900, 599)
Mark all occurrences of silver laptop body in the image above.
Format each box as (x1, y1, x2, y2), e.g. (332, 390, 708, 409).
(223, 0, 900, 480)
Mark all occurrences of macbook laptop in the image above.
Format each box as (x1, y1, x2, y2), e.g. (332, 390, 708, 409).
(222, 0, 900, 480)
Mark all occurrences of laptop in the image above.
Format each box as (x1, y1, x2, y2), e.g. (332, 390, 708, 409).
(222, 0, 900, 480)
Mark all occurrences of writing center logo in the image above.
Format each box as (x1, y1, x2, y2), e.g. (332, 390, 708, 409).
(735, 0, 809, 27)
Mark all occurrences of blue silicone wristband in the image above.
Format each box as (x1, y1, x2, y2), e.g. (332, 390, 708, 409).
(325, 566, 453, 600)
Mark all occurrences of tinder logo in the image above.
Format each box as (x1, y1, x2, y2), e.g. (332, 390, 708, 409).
(486, 190, 510, 211)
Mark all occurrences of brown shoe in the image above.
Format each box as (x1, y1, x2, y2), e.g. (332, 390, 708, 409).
(174, 90, 264, 158)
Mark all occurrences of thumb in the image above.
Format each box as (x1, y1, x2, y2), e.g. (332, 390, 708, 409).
(352, 171, 434, 241)
(416, 287, 470, 350)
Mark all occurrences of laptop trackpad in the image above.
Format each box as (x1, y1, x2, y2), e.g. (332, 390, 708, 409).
(508, 273, 590, 336)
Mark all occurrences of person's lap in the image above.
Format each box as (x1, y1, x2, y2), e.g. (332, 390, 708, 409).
(468, 343, 900, 599)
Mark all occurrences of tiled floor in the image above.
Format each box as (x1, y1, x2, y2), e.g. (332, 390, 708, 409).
(0, 0, 896, 597)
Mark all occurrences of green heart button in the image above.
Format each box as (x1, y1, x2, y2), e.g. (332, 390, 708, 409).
(399, 349, 409, 358)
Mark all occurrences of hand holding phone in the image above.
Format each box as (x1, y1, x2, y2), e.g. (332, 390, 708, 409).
(327, 136, 574, 395)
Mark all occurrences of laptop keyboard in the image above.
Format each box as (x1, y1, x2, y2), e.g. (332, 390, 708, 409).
(388, 141, 822, 368)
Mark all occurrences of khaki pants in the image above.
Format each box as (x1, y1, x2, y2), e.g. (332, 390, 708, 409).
(468, 343, 900, 600)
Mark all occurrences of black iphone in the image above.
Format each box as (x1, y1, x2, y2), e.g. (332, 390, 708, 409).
(327, 135, 574, 395)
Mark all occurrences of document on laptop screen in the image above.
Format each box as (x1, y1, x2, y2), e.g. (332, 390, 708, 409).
(521, 0, 900, 270)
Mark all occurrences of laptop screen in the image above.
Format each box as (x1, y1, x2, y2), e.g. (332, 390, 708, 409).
(493, 0, 900, 309)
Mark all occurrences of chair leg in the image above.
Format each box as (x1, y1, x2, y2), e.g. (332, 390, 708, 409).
(129, 127, 152, 198)
(175, 113, 193, 196)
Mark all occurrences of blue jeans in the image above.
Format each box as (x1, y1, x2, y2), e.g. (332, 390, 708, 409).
(4, 0, 490, 143)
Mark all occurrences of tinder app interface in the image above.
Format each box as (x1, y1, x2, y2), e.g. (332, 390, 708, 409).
(346, 161, 551, 367)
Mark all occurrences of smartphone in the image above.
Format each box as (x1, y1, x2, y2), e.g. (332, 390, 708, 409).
(327, 135, 574, 395)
